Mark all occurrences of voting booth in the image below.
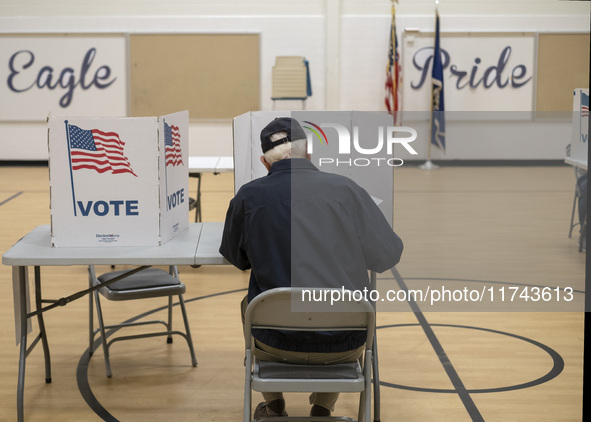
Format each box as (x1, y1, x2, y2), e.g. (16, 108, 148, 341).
(48, 110, 189, 247)
(233, 111, 395, 226)
(566, 88, 589, 168)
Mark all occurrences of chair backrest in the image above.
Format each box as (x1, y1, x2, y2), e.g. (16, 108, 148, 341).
(244, 287, 375, 351)
(272, 56, 309, 99)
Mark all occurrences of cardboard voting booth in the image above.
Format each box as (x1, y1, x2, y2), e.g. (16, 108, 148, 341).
(566, 88, 589, 168)
(232, 111, 395, 226)
(48, 110, 189, 247)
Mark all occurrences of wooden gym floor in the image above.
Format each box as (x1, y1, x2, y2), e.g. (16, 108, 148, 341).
(0, 164, 585, 421)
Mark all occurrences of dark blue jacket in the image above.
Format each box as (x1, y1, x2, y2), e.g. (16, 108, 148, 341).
(220, 158, 403, 352)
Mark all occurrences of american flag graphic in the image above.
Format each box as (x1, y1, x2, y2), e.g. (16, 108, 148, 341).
(385, 3, 400, 123)
(164, 121, 183, 167)
(67, 124, 137, 177)
(581, 92, 589, 118)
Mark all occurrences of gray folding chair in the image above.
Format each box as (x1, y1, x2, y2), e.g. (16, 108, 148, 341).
(569, 166, 587, 238)
(243, 287, 375, 422)
(88, 265, 197, 377)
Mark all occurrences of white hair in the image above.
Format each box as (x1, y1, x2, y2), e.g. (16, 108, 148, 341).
(263, 131, 307, 164)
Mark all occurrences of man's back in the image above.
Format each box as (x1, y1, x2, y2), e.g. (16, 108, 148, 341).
(220, 117, 404, 418)
(220, 158, 403, 300)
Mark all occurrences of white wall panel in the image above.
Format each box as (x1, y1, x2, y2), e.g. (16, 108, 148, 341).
(0, 0, 588, 161)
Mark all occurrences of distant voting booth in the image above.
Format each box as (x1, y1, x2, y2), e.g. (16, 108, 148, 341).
(48, 110, 189, 247)
(566, 88, 589, 169)
(232, 111, 395, 226)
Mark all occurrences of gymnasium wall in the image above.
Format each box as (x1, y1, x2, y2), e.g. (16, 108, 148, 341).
(0, 0, 589, 161)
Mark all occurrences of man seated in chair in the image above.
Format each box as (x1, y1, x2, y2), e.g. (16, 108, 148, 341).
(220, 117, 403, 418)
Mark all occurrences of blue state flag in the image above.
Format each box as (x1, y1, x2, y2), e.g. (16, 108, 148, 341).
(431, 10, 445, 151)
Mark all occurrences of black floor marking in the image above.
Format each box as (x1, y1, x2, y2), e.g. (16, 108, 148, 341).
(76, 274, 569, 421)
(392, 268, 485, 422)
(0, 191, 23, 206)
(376, 323, 564, 393)
(76, 288, 247, 421)
(76, 349, 118, 422)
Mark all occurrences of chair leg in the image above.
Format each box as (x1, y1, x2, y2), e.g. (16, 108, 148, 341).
(365, 351, 373, 422)
(372, 335, 380, 422)
(94, 291, 113, 378)
(358, 390, 366, 422)
(569, 190, 578, 238)
(166, 295, 174, 344)
(178, 294, 198, 367)
(169, 266, 196, 364)
(243, 350, 253, 422)
(579, 220, 587, 252)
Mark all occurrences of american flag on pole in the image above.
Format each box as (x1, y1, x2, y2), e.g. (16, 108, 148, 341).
(164, 121, 183, 167)
(67, 124, 137, 176)
(581, 92, 589, 118)
(430, 9, 446, 151)
(385, 3, 400, 123)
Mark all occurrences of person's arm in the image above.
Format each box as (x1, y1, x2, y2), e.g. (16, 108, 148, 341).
(219, 196, 251, 270)
(355, 188, 404, 273)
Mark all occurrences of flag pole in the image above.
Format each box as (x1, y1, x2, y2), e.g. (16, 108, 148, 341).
(64, 120, 78, 216)
(420, 0, 441, 170)
(420, 117, 439, 170)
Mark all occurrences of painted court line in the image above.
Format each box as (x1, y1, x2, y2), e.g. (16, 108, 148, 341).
(0, 191, 24, 206)
(391, 267, 485, 422)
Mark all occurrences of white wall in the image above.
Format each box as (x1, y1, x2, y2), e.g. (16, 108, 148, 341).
(0, 0, 589, 161)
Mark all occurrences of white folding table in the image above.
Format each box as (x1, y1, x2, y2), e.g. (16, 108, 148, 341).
(2, 222, 228, 422)
(3, 221, 382, 422)
(187, 156, 234, 222)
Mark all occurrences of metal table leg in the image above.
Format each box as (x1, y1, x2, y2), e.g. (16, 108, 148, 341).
(196, 173, 202, 222)
(17, 266, 28, 422)
(189, 173, 202, 222)
(13, 264, 147, 420)
(17, 265, 55, 421)
(34, 266, 52, 384)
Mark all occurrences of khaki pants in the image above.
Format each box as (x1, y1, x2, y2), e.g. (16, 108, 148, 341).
(241, 296, 364, 411)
